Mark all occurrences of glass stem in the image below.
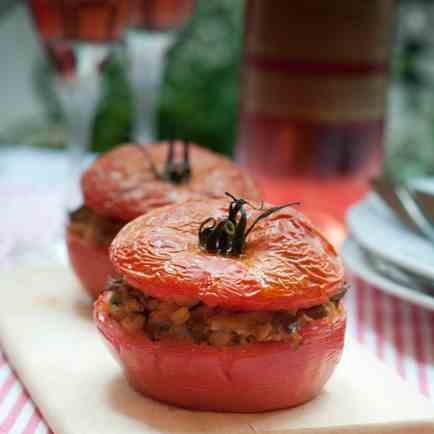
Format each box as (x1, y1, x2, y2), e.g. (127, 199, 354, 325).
(53, 44, 109, 211)
(127, 29, 174, 143)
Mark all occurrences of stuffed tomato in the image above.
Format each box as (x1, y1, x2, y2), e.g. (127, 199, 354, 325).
(66, 142, 260, 298)
(94, 195, 347, 412)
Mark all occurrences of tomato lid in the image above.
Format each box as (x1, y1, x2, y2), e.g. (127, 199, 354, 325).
(81, 142, 260, 221)
(110, 196, 345, 311)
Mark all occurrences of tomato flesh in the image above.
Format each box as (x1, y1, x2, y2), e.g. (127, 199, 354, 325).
(94, 292, 346, 412)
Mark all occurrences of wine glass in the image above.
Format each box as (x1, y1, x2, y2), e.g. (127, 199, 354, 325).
(126, 0, 195, 143)
(27, 0, 130, 262)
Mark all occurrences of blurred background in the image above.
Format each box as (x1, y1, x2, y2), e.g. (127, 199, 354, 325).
(0, 0, 243, 155)
(2, 0, 434, 262)
(1, 0, 434, 179)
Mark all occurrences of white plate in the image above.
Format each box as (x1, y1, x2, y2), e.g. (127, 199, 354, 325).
(347, 193, 434, 280)
(342, 237, 434, 311)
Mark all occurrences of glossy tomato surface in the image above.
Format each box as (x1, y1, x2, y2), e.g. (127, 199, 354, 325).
(81, 142, 261, 222)
(95, 292, 346, 412)
(66, 229, 116, 299)
(111, 199, 344, 312)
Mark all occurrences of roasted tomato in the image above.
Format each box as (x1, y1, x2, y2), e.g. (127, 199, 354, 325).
(67, 142, 261, 299)
(81, 142, 261, 221)
(95, 195, 347, 412)
(110, 197, 343, 311)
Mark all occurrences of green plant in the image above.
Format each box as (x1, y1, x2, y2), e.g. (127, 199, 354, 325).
(157, 0, 244, 156)
(90, 51, 134, 153)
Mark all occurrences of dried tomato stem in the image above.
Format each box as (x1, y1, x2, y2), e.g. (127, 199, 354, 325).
(199, 193, 300, 257)
(144, 141, 191, 184)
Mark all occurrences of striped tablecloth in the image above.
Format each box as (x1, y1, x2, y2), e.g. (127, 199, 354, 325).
(346, 274, 434, 399)
(0, 273, 433, 434)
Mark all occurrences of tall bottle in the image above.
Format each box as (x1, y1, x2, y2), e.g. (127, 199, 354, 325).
(236, 1, 395, 219)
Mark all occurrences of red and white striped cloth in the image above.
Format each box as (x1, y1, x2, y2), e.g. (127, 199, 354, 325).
(345, 274, 434, 399)
(0, 273, 433, 433)
(0, 352, 52, 434)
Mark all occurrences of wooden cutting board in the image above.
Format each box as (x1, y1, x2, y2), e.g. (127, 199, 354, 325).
(0, 267, 433, 434)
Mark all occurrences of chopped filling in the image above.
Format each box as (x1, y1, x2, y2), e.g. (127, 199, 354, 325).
(68, 205, 125, 245)
(104, 279, 346, 347)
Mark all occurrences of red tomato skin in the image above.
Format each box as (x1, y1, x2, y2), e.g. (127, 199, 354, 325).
(94, 293, 346, 412)
(111, 199, 345, 312)
(82, 143, 261, 222)
(66, 229, 116, 299)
